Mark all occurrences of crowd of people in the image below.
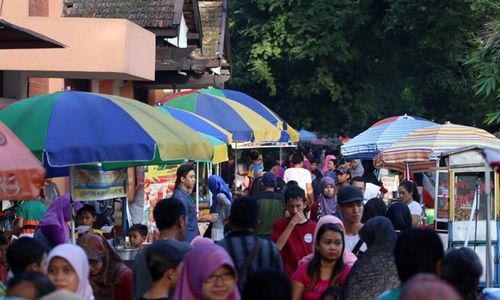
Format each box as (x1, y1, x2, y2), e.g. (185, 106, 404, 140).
(0, 148, 486, 300)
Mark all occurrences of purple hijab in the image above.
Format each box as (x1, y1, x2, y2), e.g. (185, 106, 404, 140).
(318, 177, 337, 216)
(172, 244, 240, 300)
(39, 194, 82, 245)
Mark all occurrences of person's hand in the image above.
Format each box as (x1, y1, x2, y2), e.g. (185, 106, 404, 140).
(290, 211, 306, 226)
(208, 213, 219, 223)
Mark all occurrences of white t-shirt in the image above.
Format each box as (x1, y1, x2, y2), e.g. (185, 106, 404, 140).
(407, 201, 423, 216)
(284, 167, 312, 192)
(344, 234, 367, 252)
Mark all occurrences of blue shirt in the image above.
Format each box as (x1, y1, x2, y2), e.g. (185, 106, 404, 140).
(172, 188, 199, 242)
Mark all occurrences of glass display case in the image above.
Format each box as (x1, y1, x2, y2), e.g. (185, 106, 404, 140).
(444, 146, 499, 287)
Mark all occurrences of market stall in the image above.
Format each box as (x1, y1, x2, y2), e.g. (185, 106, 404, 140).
(443, 146, 499, 287)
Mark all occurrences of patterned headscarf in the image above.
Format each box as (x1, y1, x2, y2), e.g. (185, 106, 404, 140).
(77, 233, 130, 300)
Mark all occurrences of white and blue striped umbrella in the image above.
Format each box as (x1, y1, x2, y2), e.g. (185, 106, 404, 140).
(341, 115, 436, 159)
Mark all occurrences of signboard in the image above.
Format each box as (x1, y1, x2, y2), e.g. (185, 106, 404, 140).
(71, 167, 128, 201)
(381, 174, 399, 201)
(143, 164, 179, 229)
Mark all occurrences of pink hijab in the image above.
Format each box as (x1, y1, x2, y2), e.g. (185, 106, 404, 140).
(321, 155, 337, 174)
(299, 215, 357, 267)
(172, 244, 240, 300)
(48, 244, 94, 300)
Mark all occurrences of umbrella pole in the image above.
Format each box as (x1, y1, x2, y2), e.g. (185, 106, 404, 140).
(70, 166, 76, 244)
(121, 196, 128, 242)
(196, 162, 200, 214)
(485, 164, 492, 287)
(234, 145, 238, 191)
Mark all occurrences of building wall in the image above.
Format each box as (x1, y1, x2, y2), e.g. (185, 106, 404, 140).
(29, 0, 48, 16)
(28, 0, 50, 97)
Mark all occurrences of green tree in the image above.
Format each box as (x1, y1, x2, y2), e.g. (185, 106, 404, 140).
(466, 1, 500, 134)
(227, 0, 498, 136)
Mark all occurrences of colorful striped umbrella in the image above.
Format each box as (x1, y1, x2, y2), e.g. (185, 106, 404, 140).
(0, 91, 214, 177)
(370, 114, 430, 127)
(341, 115, 436, 159)
(162, 91, 283, 142)
(156, 106, 230, 163)
(0, 122, 45, 200)
(157, 106, 232, 144)
(375, 123, 500, 164)
(163, 89, 300, 142)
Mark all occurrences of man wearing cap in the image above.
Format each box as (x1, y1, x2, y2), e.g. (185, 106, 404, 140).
(254, 172, 285, 239)
(337, 185, 367, 256)
(132, 198, 191, 299)
(335, 164, 352, 192)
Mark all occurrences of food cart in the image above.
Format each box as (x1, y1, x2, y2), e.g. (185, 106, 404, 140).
(443, 146, 499, 287)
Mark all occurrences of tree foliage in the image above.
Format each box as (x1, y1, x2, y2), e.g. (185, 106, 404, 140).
(227, 0, 499, 136)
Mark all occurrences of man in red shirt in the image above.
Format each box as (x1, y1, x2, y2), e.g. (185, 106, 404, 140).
(272, 185, 316, 277)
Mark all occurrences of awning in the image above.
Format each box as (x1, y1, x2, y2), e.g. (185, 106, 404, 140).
(0, 19, 65, 49)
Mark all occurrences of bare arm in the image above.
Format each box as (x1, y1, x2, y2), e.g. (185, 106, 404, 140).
(291, 281, 305, 300)
(306, 183, 314, 204)
(411, 215, 420, 227)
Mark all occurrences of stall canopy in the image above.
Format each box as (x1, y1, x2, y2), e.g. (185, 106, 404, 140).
(0, 19, 65, 49)
(0, 122, 45, 200)
(0, 91, 214, 177)
(341, 115, 436, 159)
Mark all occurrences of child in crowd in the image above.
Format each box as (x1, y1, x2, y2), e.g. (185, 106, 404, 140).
(76, 205, 101, 235)
(128, 224, 148, 250)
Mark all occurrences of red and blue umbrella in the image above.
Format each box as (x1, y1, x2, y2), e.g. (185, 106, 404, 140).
(341, 115, 436, 159)
(370, 114, 430, 127)
(0, 91, 214, 177)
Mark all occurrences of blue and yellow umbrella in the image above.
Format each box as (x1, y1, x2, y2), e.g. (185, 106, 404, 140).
(0, 91, 214, 177)
(162, 90, 289, 142)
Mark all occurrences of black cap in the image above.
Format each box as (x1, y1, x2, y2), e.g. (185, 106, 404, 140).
(337, 185, 364, 205)
(335, 165, 351, 175)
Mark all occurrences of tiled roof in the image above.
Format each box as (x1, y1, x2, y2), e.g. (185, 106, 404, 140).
(63, 0, 176, 28)
(196, 1, 223, 59)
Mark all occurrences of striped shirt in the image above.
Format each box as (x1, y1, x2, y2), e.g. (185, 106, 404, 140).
(217, 230, 284, 291)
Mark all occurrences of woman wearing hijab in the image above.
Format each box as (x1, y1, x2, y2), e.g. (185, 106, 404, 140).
(310, 177, 337, 221)
(343, 216, 400, 300)
(208, 175, 233, 241)
(299, 215, 357, 268)
(172, 243, 240, 300)
(321, 155, 337, 181)
(361, 198, 387, 223)
(47, 244, 94, 300)
(349, 159, 364, 178)
(77, 233, 132, 300)
(386, 202, 412, 233)
(35, 194, 82, 249)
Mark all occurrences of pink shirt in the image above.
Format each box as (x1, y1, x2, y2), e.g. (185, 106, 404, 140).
(291, 261, 351, 300)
